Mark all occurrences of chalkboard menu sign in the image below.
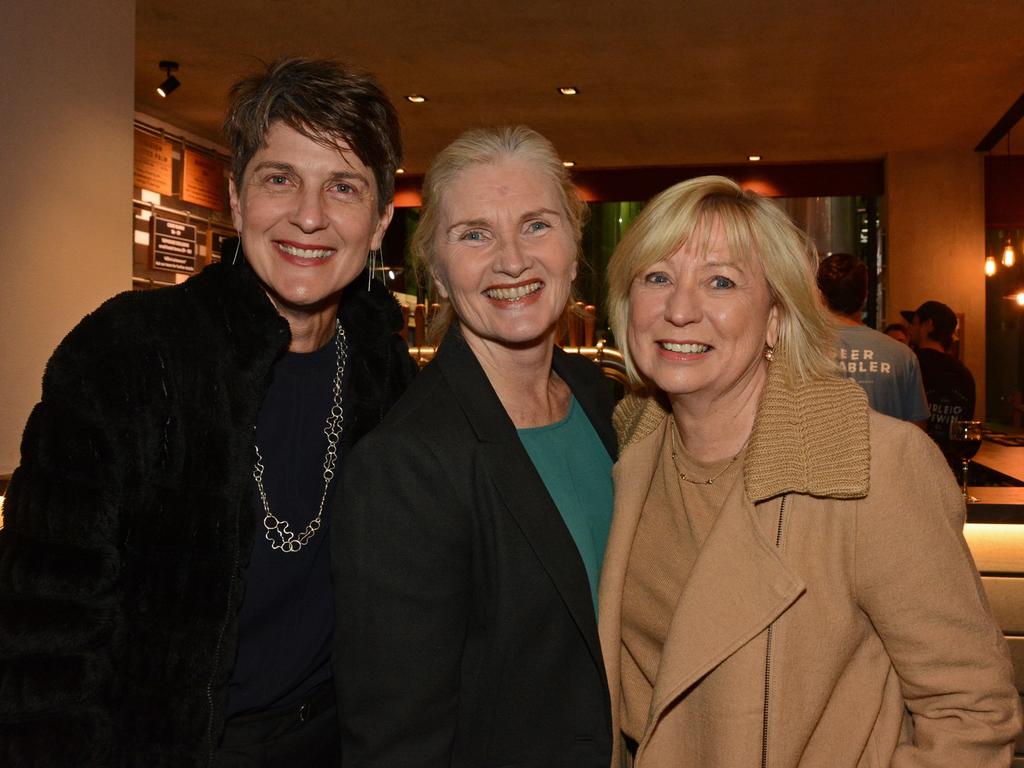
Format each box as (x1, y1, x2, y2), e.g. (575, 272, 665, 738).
(153, 217, 197, 273)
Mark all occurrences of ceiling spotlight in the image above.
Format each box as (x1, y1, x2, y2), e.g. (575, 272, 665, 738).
(562, 160, 576, 168)
(558, 86, 579, 96)
(157, 60, 180, 98)
(405, 94, 427, 104)
(748, 154, 762, 162)
(395, 168, 405, 175)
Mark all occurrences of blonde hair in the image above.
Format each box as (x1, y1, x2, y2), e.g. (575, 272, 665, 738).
(607, 175, 835, 386)
(410, 125, 587, 341)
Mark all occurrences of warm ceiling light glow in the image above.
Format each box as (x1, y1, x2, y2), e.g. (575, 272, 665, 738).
(1003, 240, 1016, 267)
(748, 154, 762, 162)
(562, 160, 575, 168)
(395, 168, 405, 175)
(405, 95, 427, 103)
(985, 255, 998, 276)
(1016, 292, 1024, 306)
(558, 86, 579, 96)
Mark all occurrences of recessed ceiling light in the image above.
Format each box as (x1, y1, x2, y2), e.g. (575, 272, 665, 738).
(558, 86, 579, 96)
(395, 168, 405, 175)
(405, 94, 427, 104)
(748, 154, 762, 162)
(562, 160, 576, 168)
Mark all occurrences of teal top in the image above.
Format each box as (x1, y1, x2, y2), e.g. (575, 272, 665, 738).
(517, 397, 614, 612)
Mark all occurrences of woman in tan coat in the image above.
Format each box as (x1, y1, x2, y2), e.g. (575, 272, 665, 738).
(600, 175, 1020, 767)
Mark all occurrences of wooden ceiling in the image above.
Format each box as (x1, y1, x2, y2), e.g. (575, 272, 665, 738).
(135, 0, 1024, 173)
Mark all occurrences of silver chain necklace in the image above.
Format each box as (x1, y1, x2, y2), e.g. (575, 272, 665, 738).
(253, 321, 347, 554)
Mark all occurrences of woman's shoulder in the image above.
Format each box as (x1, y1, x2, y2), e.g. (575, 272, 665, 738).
(867, 410, 947, 466)
(54, 264, 265, 358)
(46, 287, 187, 387)
(863, 409, 964, 525)
(613, 393, 669, 452)
(867, 410, 956, 480)
(359, 362, 468, 444)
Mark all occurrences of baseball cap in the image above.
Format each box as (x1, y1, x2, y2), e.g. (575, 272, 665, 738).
(900, 301, 957, 339)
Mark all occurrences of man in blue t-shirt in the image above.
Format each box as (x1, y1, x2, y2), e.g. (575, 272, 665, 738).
(817, 254, 928, 425)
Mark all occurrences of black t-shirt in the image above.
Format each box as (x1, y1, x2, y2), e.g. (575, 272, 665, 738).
(916, 347, 976, 462)
(225, 335, 341, 716)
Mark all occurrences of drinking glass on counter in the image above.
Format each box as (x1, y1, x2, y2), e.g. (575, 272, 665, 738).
(949, 419, 983, 503)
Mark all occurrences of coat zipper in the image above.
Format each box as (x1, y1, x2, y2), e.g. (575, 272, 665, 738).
(761, 494, 787, 768)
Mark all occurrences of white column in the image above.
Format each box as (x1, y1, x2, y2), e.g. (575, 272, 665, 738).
(0, 0, 135, 472)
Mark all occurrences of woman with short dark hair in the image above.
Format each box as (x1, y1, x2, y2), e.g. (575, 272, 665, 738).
(0, 58, 415, 766)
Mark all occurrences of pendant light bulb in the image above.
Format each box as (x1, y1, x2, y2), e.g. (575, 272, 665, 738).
(985, 255, 998, 276)
(1016, 292, 1024, 307)
(1003, 240, 1016, 267)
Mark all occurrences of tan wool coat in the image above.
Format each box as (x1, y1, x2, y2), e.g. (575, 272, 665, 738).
(598, 365, 1021, 767)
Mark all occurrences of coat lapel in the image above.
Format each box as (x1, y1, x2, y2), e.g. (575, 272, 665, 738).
(435, 330, 607, 676)
(600, 405, 806, 756)
(646, 483, 805, 725)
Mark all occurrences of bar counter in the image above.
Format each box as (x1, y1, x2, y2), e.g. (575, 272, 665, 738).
(968, 486, 1024, 523)
(962, 484, 1024, 763)
(976, 439, 1024, 486)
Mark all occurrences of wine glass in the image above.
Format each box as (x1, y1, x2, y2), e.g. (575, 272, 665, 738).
(949, 420, 983, 503)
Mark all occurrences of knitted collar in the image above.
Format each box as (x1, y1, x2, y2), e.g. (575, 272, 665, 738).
(614, 362, 871, 502)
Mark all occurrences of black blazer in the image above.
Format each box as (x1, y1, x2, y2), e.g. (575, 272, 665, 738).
(332, 328, 616, 768)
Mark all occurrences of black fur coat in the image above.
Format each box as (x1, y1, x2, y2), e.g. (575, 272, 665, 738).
(0, 261, 415, 767)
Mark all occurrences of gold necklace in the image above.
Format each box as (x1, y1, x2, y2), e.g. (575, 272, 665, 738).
(670, 427, 745, 486)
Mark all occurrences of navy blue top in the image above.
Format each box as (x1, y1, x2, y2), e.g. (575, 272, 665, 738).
(225, 335, 339, 716)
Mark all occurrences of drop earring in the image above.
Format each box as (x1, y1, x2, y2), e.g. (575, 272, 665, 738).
(367, 247, 382, 290)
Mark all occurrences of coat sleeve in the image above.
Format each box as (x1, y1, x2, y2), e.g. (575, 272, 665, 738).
(855, 420, 1022, 767)
(333, 425, 472, 767)
(0, 317, 139, 765)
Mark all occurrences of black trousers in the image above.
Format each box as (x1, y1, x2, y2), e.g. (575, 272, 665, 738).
(214, 681, 340, 767)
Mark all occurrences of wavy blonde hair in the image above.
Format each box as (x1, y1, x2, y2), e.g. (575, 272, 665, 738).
(607, 175, 835, 387)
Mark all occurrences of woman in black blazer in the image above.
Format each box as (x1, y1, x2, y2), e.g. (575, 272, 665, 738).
(332, 126, 616, 767)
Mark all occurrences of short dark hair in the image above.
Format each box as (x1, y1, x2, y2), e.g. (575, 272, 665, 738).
(816, 252, 867, 316)
(223, 58, 402, 215)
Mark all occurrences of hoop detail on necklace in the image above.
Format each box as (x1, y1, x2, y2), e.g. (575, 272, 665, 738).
(253, 320, 346, 554)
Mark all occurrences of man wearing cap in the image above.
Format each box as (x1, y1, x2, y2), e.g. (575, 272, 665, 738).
(817, 253, 928, 426)
(903, 300, 976, 466)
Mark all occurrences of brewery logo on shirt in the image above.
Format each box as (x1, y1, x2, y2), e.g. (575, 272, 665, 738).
(838, 347, 892, 374)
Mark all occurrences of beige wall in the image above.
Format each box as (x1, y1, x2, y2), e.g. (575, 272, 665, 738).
(0, 0, 136, 473)
(885, 150, 986, 419)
